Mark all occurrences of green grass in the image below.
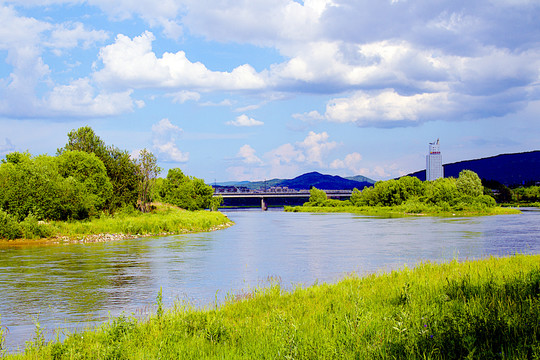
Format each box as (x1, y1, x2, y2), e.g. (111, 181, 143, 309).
(285, 204, 521, 217)
(0, 204, 233, 242)
(6, 254, 540, 359)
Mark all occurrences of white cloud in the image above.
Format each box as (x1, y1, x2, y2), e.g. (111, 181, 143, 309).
(47, 22, 109, 53)
(151, 118, 189, 162)
(324, 89, 450, 126)
(237, 144, 263, 164)
(166, 90, 201, 104)
(226, 114, 264, 127)
(330, 152, 363, 173)
(297, 131, 338, 166)
(46, 78, 135, 117)
(201, 99, 233, 107)
(94, 31, 267, 91)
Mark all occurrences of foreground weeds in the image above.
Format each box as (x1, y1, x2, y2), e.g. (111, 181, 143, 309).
(8, 254, 540, 359)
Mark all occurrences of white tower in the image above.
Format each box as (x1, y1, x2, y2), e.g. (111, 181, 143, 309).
(426, 139, 443, 181)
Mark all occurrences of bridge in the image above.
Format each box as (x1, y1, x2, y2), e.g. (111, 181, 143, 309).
(214, 190, 353, 210)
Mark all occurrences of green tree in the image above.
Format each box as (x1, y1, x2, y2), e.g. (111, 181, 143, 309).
(307, 187, 327, 206)
(56, 150, 113, 213)
(162, 168, 215, 211)
(58, 126, 139, 211)
(426, 177, 458, 205)
(135, 149, 161, 213)
(0, 153, 92, 220)
(456, 170, 483, 197)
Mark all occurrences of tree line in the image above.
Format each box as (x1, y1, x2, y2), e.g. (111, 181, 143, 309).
(0, 127, 217, 236)
(306, 170, 499, 212)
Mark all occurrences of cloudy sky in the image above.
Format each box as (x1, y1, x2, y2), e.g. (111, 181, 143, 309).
(1, 0, 539, 182)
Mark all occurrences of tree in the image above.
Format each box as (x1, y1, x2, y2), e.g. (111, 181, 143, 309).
(135, 149, 161, 213)
(58, 126, 139, 211)
(0, 153, 94, 221)
(456, 170, 483, 197)
(57, 126, 107, 157)
(307, 187, 327, 206)
(162, 168, 215, 211)
(56, 150, 113, 213)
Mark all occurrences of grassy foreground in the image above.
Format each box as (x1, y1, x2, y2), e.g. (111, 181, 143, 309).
(5, 254, 539, 359)
(285, 204, 521, 217)
(0, 204, 233, 244)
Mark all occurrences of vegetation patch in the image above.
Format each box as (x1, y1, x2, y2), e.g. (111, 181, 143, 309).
(287, 170, 521, 216)
(0, 204, 232, 245)
(6, 254, 540, 359)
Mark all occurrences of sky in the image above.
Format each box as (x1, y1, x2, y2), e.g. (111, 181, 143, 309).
(0, 0, 539, 182)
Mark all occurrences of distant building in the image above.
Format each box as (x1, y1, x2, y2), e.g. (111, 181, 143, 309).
(426, 139, 443, 181)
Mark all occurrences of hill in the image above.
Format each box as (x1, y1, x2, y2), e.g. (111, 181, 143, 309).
(406, 150, 540, 186)
(280, 172, 372, 190)
(215, 172, 374, 191)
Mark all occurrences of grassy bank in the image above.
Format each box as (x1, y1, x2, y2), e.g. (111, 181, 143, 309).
(0, 204, 233, 245)
(5, 254, 539, 359)
(285, 204, 521, 217)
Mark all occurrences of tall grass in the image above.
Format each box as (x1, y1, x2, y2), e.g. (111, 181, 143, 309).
(0, 204, 232, 242)
(8, 254, 540, 359)
(285, 204, 521, 217)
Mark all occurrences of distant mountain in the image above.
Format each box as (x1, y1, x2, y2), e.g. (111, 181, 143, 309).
(405, 150, 540, 186)
(345, 175, 376, 184)
(215, 172, 373, 190)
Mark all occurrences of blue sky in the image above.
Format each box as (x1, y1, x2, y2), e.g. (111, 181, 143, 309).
(1, 0, 539, 182)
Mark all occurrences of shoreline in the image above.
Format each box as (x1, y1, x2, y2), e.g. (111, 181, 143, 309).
(285, 205, 522, 217)
(0, 219, 234, 247)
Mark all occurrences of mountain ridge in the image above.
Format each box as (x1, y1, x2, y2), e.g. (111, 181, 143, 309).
(405, 150, 540, 186)
(215, 171, 376, 190)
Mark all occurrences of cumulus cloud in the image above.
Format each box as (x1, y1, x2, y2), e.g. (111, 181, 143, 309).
(237, 144, 263, 165)
(297, 131, 338, 166)
(226, 114, 264, 127)
(324, 89, 450, 126)
(94, 31, 267, 91)
(46, 78, 136, 116)
(151, 118, 189, 162)
(0, 5, 136, 119)
(229, 131, 340, 180)
(2, 0, 540, 128)
(330, 152, 363, 174)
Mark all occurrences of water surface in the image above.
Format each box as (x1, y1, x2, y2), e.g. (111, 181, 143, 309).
(1, 209, 539, 350)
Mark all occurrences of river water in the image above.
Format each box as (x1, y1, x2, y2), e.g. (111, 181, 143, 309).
(1, 209, 540, 351)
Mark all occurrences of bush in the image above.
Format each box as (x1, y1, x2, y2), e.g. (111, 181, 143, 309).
(0, 209, 22, 239)
(20, 213, 54, 239)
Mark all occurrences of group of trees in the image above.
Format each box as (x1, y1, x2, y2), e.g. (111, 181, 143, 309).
(0, 127, 216, 226)
(152, 168, 221, 211)
(306, 170, 497, 211)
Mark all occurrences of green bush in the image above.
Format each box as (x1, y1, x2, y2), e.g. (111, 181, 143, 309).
(0, 209, 22, 239)
(20, 213, 54, 239)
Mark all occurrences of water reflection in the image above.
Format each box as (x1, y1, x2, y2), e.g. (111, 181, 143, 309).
(0, 210, 539, 350)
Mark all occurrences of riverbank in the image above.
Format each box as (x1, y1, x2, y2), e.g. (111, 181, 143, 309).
(284, 204, 522, 217)
(5, 254, 539, 359)
(0, 205, 233, 246)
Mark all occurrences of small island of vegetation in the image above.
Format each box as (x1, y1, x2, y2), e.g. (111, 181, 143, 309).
(286, 170, 521, 216)
(0, 127, 229, 244)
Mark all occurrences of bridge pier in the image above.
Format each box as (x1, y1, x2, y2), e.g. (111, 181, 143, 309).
(261, 197, 267, 211)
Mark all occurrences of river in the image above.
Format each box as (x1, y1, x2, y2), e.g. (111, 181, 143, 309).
(1, 209, 539, 351)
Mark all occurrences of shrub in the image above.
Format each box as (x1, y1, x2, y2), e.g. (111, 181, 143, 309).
(20, 213, 54, 239)
(0, 209, 22, 239)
